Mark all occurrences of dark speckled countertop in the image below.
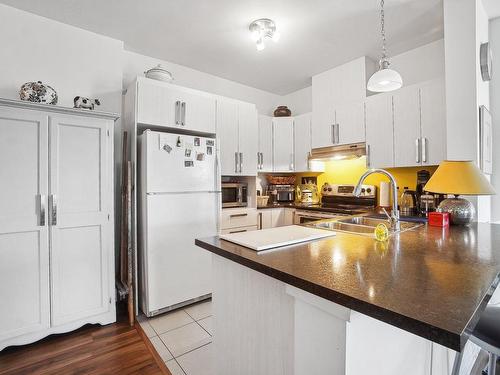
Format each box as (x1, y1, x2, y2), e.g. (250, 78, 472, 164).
(196, 223, 500, 351)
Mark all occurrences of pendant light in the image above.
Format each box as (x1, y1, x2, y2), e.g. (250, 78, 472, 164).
(367, 0, 403, 92)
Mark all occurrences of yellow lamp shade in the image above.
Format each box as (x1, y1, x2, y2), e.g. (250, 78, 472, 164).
(424, 160, 495, 196)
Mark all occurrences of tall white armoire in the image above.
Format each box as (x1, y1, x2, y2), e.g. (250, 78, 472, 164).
(0, 98, 118, 350)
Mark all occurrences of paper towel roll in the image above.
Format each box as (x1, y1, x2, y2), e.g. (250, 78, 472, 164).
(379, 181, 391, 207)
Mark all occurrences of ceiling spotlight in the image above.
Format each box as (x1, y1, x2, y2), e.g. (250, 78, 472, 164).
(249, 18, 279, 51)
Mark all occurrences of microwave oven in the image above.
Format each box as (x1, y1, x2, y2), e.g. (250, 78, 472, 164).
(222, 183, 248, 208)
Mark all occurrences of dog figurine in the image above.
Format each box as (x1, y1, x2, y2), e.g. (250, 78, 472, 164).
(74, 96, 100, 110)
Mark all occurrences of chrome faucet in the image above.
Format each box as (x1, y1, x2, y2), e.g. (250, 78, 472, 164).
(354, 169, 400, 231)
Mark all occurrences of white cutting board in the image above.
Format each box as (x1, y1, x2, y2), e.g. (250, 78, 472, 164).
(219, 225, 336, 251)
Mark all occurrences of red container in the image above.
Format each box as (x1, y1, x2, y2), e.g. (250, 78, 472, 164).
(428, 212, 450, 227)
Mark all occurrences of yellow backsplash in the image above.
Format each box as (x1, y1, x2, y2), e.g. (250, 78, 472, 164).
(298, 156, 437, 196)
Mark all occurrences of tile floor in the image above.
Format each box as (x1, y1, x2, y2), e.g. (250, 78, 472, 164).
(138, 299, 214, 375)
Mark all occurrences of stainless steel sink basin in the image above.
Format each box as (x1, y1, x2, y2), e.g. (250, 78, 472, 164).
(309, 216, 422, 236)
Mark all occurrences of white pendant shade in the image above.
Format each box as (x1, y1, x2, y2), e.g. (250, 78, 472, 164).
(367, 68, 403, 92)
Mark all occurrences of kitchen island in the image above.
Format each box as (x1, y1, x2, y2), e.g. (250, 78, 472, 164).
(196, 223, 500, 375)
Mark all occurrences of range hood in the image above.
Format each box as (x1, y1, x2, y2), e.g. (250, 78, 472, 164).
(309, 142, 366, 161)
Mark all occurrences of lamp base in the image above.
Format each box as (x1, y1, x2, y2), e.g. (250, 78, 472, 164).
(437, 197, 475, 225)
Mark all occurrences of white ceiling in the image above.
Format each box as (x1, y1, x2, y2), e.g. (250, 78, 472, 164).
(0, 0, 444, 95)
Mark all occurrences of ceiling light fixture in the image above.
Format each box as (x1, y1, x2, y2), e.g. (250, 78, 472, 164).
(367, 0, 403, 92)
(249, 18, 280, 51)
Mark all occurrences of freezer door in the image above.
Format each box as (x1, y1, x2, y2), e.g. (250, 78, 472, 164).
(144, 130, 217, 193)
(144, 192, 218, 313)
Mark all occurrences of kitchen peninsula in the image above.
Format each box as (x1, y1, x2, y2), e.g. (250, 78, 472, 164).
(196, 223, 500, 375)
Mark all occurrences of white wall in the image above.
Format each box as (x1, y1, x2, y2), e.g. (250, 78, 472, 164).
(390, 39, 445, 86)
(285, 39, 445, 116)
(123, 50, 281, 116)
(0, 4, 123, 114)
(489, 17, 500, 222)
(280, 86, 312, 116)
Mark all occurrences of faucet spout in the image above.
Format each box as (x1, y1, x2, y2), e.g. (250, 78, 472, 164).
(354, 168, 400, 231)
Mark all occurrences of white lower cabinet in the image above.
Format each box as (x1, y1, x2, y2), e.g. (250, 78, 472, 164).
(258, 208, 294, 229)
(0, 101, 116, 350)
(221, 208, 258, 234)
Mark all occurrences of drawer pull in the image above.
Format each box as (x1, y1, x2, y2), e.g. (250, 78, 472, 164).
(229, 229, 247, 234)
(230, 213, 248, 218)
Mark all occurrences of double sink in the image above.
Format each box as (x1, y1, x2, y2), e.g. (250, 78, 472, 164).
(308, 216, 422, 236)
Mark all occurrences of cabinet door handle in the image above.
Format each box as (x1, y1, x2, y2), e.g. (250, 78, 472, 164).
(180, 102, 186, 126)
(229, 229, 247, 234)
(335, 124, 340, 144)
(239, 152, 243, 173)
(50, 194, 57, 226)
(422, 137, 428, 163)
(230, 213, 248, 218)
(258, 212, 263, 230)
(331, 124, 335, 144)
(38, 194, 46, 226)
(175, 101, 181, 125)
(289, 153, 294, 171)
(261, 152, 264, 170)
(235, 152, 239, 173)
(415, 138, 421, 163)
(366, 144, 371, 167)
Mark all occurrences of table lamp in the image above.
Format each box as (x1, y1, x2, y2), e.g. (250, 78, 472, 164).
(423, 160, 495, 225)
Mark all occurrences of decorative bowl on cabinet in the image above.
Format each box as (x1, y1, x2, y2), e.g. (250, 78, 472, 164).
(19, 81, 58, 105)
(274, 106, 291, 117)
(144, 64, 173, 82)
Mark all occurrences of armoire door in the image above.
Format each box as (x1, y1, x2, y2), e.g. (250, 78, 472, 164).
(0, 108, 50, 343)
(49, 115, 112, 326)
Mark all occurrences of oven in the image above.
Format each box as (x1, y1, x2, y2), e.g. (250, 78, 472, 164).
(293, 210, 348, 224)
(222, 182, 248, 208)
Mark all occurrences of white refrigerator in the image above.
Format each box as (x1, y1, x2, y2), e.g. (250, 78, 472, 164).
(138, 130, 220, 317)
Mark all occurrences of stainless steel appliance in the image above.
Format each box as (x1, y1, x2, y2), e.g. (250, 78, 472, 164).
(267, 184, 295, 203)
(294, 184, 377, 224)
(222, 182, 248, 208)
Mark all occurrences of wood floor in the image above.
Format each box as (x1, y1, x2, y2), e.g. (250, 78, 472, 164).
(0, 309, 171, 375)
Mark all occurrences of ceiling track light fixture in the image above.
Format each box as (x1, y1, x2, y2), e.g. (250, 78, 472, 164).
(249, 18, 280, 51)
(367, 0, 403, 92)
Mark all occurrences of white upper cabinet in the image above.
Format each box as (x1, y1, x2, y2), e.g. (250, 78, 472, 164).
(334, 101, 366, 145)
(312, 57, 371, 148)
(137, 78, 216, 134)
(217, 100, 239, 175)
(420, 79, 446, 166)
(294, 113, 312, 172)
(365, 94, 394, 168)
(393, 85, 421, 167)
(258, 115, 273, 172)
(312, 70, 335, 148)
(393, 79, 446, 167)
(238, 103, 258, 176)
(273, 118, 294, 172)
(217, 99, 257, 176)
